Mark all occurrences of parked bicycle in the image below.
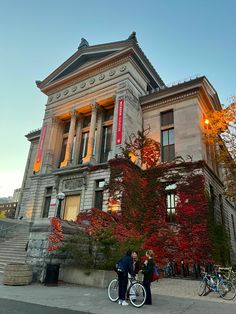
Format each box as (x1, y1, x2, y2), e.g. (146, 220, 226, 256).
(107, 276, 146, 308)
(198, 271, 236, 300)
(218, 267, 236, 285)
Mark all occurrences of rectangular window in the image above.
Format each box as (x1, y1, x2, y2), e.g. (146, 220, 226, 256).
(63, 121, 70, 134)
(161, 110, 174, 126)
(161, 128, 175, 162)
(219, 194, 224, 224)
(161, 110, 175, 162)
(94, 180, 105, 210)
(78, 132, 89, 164)
(59, 138, 67, 166)
(100, 126, 112, 163)
(210, 184, 215, 219)
(166, 191, 176, 223)
(42, 187, 53, 218)
(83, 116, 91, 128)
(103, 108, 114, 122)
(231, 214, 236, 242)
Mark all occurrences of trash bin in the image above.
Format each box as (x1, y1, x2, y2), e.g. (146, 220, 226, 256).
(44, 264, 60, 286)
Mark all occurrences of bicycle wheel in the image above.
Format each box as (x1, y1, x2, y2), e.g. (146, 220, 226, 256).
(107, 278, 119, 302)
(218, 280, 236, 300)
(128, 282, 146, 308)
(198, 280, 206, 296)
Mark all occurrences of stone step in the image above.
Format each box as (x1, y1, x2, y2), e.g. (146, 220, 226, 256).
(0, 258, 26, 264)
(0, 254, 26, 259)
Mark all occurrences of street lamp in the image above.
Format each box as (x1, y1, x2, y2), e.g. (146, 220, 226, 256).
(56, 192, 65, 218)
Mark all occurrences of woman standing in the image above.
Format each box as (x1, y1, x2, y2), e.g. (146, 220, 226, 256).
(142, 249, 155, 305)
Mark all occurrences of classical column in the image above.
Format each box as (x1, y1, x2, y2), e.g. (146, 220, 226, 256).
(94, 108, 104, 163)
(73, 114, 83, 166)
(60, 111, 77, 167)
(83, 102, 98, 163)
(43, 116, 61, 172)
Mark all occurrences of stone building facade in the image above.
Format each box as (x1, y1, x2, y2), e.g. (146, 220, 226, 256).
(18, 34, 236, 279)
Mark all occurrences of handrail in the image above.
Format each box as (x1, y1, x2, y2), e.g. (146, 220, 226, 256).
(0, 223, 19, 231)
(0, 222, 27, 239)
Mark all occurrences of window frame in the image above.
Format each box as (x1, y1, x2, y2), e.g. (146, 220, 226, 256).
(160, 110, 175, 162)
(94, 179, 105, 210)
(42, 186, 53, 218)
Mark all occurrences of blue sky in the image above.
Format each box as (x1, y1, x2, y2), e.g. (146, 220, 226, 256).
(0, 0, 235, 196)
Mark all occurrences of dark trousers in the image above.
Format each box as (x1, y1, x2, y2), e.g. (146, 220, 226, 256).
(118, 271, 128, 301)
(143, 279, 152, 305)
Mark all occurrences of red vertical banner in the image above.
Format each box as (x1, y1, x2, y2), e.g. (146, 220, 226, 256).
(33, 125, 47, 173)
(116, 98, 124, 145)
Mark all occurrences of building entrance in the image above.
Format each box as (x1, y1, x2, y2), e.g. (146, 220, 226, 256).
(63, 195, 80, 221)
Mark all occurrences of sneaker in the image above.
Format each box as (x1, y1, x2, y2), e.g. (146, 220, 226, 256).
(118, 300, 122, 305)
(121, 301, 129, 306)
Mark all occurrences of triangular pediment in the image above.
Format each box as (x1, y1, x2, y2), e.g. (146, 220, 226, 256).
(52, 50, 118, 82)
(37, 34, 165, 92)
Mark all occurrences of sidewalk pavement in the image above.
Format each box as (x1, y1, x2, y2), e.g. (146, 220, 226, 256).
(0, 274, 235, 314)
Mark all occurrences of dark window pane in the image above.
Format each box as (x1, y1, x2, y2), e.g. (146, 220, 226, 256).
(42, 196, 51, 218)
(162, 146, 169, 162)
(94, 191, 103, 210)
(83, 116, 91, 128)
(46, 187, 53, 195)
(161, 110, 174, 126)
(104, 108, 114, 121)
(59, 138, 67, 165)
(169, 145, 175, 161)
(79, 132, 89, 164)
(231, 214, 236, 241)
(63, 121, 70, 134)
(100, 126, 112, 163)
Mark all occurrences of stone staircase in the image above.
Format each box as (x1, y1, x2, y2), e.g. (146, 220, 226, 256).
(0, 220, 30, 273)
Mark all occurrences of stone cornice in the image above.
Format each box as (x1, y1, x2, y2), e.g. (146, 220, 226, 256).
(141, 76, 222, 112)
(142, 90, 199, 112)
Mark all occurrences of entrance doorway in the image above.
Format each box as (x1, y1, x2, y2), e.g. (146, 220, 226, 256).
(63, 195, 80, 221)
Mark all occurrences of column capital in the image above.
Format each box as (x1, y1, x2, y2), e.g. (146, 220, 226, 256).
(51, 115, 62, 125)
(90, 101, 98, 112)
(69, 110, 78, 118)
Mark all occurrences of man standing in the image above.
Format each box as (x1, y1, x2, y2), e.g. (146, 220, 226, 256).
(116, 250, 134, 306)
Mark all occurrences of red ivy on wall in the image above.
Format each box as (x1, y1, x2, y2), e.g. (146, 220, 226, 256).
(48, 217, 64, 252)
(76, 158, 213, 267)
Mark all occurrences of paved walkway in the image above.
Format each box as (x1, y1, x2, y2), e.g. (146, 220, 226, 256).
(0, 274, 235, 313)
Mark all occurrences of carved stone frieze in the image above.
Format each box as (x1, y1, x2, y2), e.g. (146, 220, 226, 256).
(63, 178, 84, 190)
(47, 62, 128, 104)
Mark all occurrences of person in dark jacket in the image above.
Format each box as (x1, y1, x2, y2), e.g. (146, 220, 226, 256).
(132, 251, 141, 276)
(117, 249, 134, 306)
(142, 249, 155, 305)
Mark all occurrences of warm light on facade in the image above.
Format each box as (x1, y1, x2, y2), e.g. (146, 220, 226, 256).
(108, 198, 120, 212)
(128, 151, 136, 163)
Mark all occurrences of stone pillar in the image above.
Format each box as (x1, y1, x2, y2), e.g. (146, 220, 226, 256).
(73, 115, 83, 166)
(60, 111, 77, 167)
(42, 116, 61, 172)
(94, 108, 104, 163)
(83, 102, 98, 163)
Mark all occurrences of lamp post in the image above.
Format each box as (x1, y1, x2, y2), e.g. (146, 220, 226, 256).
(56, 192, 65, 218)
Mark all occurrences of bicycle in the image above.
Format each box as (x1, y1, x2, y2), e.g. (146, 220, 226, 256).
(107, 276, 146, 308)
(218, 267, 236, 285)
(198, 271, 236, 300)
